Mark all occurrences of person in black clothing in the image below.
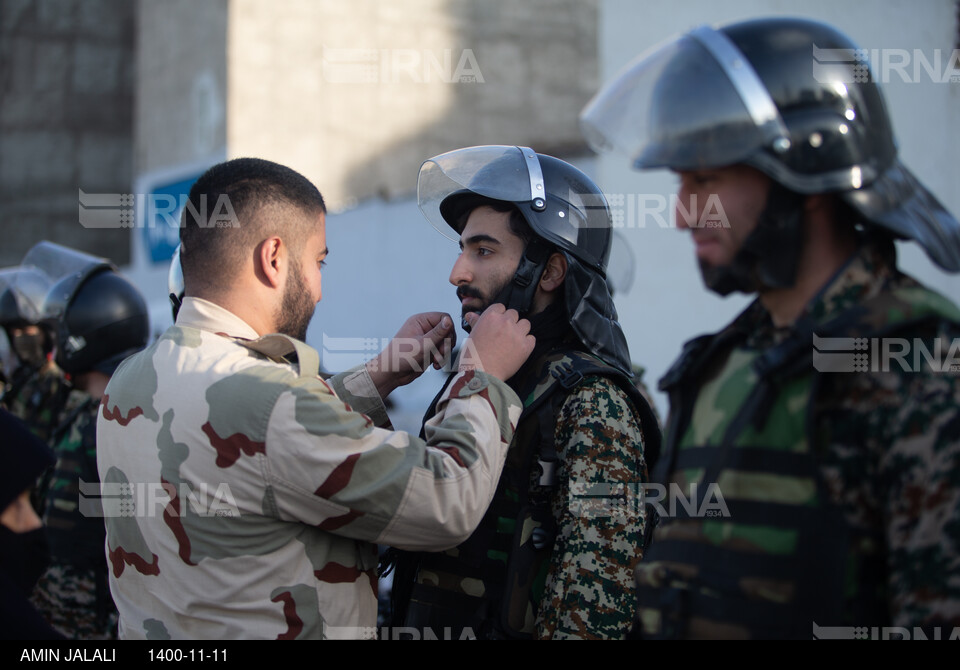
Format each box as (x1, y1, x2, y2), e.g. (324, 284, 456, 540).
(0, 408, 62, 640)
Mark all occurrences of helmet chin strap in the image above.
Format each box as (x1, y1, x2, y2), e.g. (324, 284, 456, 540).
(462, 238, 551, 331)
(702, 181, 806, 296)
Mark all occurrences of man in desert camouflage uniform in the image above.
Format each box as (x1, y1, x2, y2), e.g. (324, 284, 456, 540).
(581, 17, 960, 638)
(388, 147, 660, 639)
(96, 157, 535, 640)
(25, 242, 149, 639)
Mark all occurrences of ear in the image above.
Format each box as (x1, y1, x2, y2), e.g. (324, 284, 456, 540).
(257, 236, 285, 289)
(539, 252, 568, 293)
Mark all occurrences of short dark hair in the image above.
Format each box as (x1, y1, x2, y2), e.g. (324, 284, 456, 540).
(179, 157, 326, 294)
(456, 197, 534, 247)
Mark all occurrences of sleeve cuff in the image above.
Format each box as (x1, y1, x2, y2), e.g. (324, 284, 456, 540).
(328, 364, 392, 428)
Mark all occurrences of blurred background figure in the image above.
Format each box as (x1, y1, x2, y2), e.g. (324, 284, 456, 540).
(0, 270, 69, 446)
(25, 242, 150, 640)
(0, 408, 62, 640)
(581, 15, 960, 639)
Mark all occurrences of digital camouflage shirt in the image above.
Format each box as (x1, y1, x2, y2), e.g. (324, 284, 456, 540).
(534, 374, 648, 639)
(398, 350, 651, 640)
(96, 297, 522, 640)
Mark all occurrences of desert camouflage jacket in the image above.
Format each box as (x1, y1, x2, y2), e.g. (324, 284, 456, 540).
(96, 297, 521, 640)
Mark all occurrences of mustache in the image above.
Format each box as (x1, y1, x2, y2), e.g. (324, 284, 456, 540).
(456, 285, 484, 301)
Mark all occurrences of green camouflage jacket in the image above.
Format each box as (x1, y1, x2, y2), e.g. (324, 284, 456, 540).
(2, 360, 69, 444)
(637, 244, 960, 638)
(32, 390, 117, 639)
(96, 297, 521, 640)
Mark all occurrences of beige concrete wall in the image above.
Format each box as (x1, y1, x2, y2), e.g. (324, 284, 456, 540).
(135, 0, 228, 176)
(227, 0, 599, 211)
(0, 0, 135, 265)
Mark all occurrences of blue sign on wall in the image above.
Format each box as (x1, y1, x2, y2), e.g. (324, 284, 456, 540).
(142, 175, 199, 264)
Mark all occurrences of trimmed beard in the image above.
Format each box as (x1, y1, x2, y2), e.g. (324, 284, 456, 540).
(456, 277, 511, 332)
(276, 258, 316, 342)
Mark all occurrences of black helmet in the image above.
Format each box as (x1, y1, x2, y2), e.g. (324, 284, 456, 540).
(54, 271, 149, 376)
(418, 145, 633, 374)
(0, 266, 51, 329)
(580, 17, 960, 274)
(0, 267, 56, 367)
(0, 288, 26, 330)
(23, 242, 148, 377)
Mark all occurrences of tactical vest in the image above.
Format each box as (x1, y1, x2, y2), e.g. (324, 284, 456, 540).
(42, 394, 104, 570)
(387, 348, 660, 639)
(36, 394, 116, 629)
(1, 363, 69, 444)
(635, 279, 960, 639)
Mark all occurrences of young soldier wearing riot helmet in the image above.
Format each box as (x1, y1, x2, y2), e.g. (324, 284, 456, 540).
(581, 17, 960, 638)
(23, 241, 149, 639)
(387, 146, 661, 639)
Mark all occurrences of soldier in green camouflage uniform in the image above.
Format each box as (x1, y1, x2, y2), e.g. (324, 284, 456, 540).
(96, 158, 534, 640)
(31, 389, 117, 639)
(581, 17, 960, 638)
(0, 287, 69, 445)
(389, 147, 660, 639)
(25, 242, 151, 640)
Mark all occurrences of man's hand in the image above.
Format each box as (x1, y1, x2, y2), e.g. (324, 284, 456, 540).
(366, 312, 456, 398)
(459, 304, 535, 381)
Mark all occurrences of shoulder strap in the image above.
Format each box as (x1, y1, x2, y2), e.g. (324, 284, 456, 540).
(235, 334, 320, 379)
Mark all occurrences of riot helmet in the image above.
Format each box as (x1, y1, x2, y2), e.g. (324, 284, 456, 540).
(0, 267, 56, 368)
(580, 17, 960, 287)
(418, 145, 633, 374)
(22, 242, 149, 377)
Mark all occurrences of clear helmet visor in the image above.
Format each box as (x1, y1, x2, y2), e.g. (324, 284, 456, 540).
(0, 267, 55, 324)
(580, 27, 790, 172)
(418, 145, 547, 240)
(19, 241, 113, 321)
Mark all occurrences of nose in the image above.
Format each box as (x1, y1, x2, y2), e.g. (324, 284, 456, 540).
(449, 252, 472, 286)
(673, 173, 701, 231)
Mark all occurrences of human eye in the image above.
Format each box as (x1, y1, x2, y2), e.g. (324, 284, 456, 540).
(677, 171, 714, 189)
(692, 171, 718, 186)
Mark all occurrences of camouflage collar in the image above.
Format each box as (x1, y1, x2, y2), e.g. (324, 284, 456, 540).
(175, 297, 260, 341)
(804, 242, 895, 325)
(743, 243, 895, 348)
